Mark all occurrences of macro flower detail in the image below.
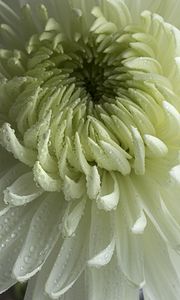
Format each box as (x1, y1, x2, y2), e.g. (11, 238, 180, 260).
(1, 0, 180, 299)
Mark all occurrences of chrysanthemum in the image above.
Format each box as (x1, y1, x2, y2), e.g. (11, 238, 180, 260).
(1, 0, 180, 299)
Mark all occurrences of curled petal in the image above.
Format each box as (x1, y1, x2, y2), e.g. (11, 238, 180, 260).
(33, 161, 61, 192)
(4, 172, 43, 206)
(0, 123, 36, 167)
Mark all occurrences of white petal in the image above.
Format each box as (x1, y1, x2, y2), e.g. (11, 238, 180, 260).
(88, 201, 114, 267)
(169, 164, 180, 185)
(25, 238, 63, 300)
(45, 207, 90, 298)
(62, 197, 86, 237)
(33, 161, 61, 192)
(97, 171, 120, 211)
(162, 101, 180, 141)
(120, 176, 147, 234)
(133, 175, 180, 251)
(144, 134, 168, 157)
(0, 202, 9, 216)
(63, 175, 85, 201)
(124, 0, 160, 21)
(59, 272, 86, 300)
(0, 239, 19, 294)
(88, 254, 139, 300)
(0, 0, 20, 27)
(131, 211, 147, 234)
(74, 132, 89, 174)
(0, 145, 16, 174)
(24, 276, 39, 300)
(88, 238, 115, 268)
(99, 140, 131, 175)
(25, 250, 86, 300)
(0, 163, 28, 193)
(156, 0, 180, 29)
(71, 0, 102, 34)
(86, 165, 101, 200)
(131, 126, 145, 175)
(102, 0, 132, 28)
(168, 247, 180, 282)
(38, 129, 58, 173)
(114, 196, 144, 286)
(4, 172, 43, 206)
(0, 123, 36, 167)
(13, 193, 64, 281)
(0, 203, 38, 293)
(74, 133, 101, 199)
(143, 221, 180, 300)
(123, 56, 162, 74)
(88, 137, 131, 175)
(0, 163, 28, 213)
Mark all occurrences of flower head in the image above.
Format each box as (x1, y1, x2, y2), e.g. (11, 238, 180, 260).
(1, 0, 180, 299)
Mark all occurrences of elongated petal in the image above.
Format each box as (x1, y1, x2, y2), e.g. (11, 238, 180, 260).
(63, 175, 85, 201)
(88, 238, 115, 268)
(0, 145, 16, 174)
(88, 254, 139, 300)
(133, 174, 180, 251)
(114, 194, 144, 286)
(4, 172, 43, 206)
(33, 161, 61, 192)
(0, 202, 39, 293)
(131, 126, 145, 175)
(88, 201, 115, 269)
(0, 123, 36, 167)
(59, 272, 86, 300)
(0, 163, 28, 213)
(13, 193, 64, 281)
(97, 171, 120, 211)
(143, 221, 180, 300)
(62, 197, 86, 237)
(45, 206, 90, 298)
(144, 134, 168, 158)
(24, 237, 63, 300)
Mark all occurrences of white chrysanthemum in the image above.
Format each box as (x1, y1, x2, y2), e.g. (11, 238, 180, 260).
(1, 0, 180, 299)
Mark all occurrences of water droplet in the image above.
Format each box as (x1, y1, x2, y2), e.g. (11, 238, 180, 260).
(5, 226, 9, 232)
(24, 256, 30, 263)
(30, 246, 35, 253)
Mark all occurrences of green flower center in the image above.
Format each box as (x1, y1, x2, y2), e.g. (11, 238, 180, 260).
(73, 58, 106, 102)
(0, 3, 179, 209)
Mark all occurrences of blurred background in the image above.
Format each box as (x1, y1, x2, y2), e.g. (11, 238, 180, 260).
(0, 289, 14, 300)
(0, 284, 26, 300)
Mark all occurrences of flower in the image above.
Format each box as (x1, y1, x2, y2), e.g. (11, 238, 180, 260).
(1, 0, 180, 299)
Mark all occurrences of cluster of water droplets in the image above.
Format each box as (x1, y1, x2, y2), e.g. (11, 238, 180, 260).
(0, 1, 180, 209)
(1, 2, 180, 299)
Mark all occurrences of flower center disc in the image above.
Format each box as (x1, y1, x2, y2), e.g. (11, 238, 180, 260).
(0, 3, 179, 209)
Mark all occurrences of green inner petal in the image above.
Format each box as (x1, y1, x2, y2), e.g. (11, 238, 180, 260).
(0, 1, 180, 204)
